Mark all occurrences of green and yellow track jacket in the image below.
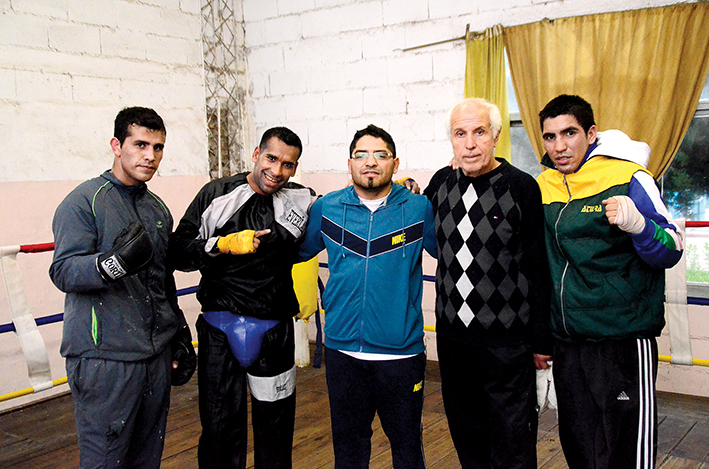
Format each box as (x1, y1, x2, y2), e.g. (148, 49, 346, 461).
(537, 130, 683, 342)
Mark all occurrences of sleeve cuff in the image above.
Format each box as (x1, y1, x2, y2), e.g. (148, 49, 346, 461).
(204, 237, 220, 256)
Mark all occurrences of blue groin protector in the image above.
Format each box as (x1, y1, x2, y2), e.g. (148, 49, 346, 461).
(202, 311, 280, 368)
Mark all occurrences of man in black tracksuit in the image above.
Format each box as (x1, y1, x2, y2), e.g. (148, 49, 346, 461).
(169, 127, 316, 468)
(50, 107, 195, 468)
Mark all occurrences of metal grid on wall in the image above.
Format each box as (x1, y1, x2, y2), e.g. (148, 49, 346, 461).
(202, 0, 249, 179)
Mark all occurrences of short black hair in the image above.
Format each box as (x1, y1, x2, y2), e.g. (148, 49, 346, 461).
(349, 124, 396, 157)
(259, 127, 303, 158)
(539, 95, 596, 133)
(114, 107, 166, 145)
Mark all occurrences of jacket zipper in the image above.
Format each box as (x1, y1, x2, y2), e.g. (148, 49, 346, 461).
(555, 174, 572, 337)
(132, 193, 157, 354)
(359, 209, 375, 352)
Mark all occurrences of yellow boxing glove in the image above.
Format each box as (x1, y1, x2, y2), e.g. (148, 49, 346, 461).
(393, 177, 420, 194)
(217, 230, 257, 255)
(393, 177, 415, 186)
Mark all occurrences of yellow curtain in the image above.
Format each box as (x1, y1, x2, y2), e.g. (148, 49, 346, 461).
(504, 3, 709, 177)
(465, 24, 511, 161)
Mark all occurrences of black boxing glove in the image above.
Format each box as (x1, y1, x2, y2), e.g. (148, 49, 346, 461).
(97, 221, 154, 281)
(171, 325, 197, 386)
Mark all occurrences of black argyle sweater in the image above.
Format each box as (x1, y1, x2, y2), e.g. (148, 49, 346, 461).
(423, 160, 552, 354)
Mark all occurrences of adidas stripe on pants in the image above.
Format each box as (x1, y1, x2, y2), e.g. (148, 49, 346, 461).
(553, 337, 658, 469)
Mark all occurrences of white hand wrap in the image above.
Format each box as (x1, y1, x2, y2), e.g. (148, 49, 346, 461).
(614, 195, 645, 235)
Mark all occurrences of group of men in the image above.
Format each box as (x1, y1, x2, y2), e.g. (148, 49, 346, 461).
(50, 92, 682, 469)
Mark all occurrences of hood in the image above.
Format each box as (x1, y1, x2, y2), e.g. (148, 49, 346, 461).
(589, 129, 650, 168)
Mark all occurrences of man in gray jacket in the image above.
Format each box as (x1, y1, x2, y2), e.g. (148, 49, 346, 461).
(50, 107, 195, 469)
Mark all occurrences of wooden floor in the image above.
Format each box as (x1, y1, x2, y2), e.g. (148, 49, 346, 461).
(2, 352, 709, 468)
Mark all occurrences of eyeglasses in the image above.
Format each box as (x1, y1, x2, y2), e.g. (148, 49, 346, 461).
(350, 150, 394, 160)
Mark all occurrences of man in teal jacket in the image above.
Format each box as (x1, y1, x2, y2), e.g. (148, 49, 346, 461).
(537, 94, 683, 469)
(299, 125, 437, 469)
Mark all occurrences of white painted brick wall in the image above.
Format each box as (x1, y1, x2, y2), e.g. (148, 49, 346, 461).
(344, 57, 388, 89)
(67, 0, 119, 27)
(142, 0, 181, 9)
(363, 86, 406, 115)
(285, 93, 324, 121)
(179, 0, 201, 15)
(271, 67, 309, 96)
(323, 89, 363, 117)
(101, 29, 148, 60)
(146, 35, 202, 65)
(72, 75, 119, 105)
(16, 70, 73, 103)
(307, 118, 348, 149)
(49, 23, 102, 55)
(243, 0, 279, 21)
(304, 65, 347, 93)
(0, 0, 207, 183)
(13, 0, 68, 18)
(361, 28, 406, 59)
(160, 8, 202, 40)
(0, 14, 49, 48)
(432, 46, 466, 80)
(253, 14, 302, 46)
(327, 1, 383, 33)
(382, 0, 429, 25)
(277, 0, 317, 16)
(248, 45, 285, 72)
(0, 69, 15, 100)
(283, 35, 362, 69)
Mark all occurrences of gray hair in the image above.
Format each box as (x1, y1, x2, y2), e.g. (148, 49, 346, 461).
(447, 97, 502, 139)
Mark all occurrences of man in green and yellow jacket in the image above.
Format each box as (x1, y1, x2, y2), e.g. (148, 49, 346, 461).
(536, 94, 683, 469)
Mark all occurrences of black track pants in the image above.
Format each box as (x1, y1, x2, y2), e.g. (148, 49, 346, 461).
(553, 338, 658, 469)
(325, 348, 427, 469)
(196, 315, 296, 469)
(437, 339, 538, 469)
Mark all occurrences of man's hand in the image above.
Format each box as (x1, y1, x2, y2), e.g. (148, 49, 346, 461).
(534, 353, 552, 370)
(393, 177, 421, 194)
(171, 325, 196, 386)
(448, 156, 459, 170)
(602, 196, 645, 234)
(96, 221, 154, 281)
(217, 229, 271, 255)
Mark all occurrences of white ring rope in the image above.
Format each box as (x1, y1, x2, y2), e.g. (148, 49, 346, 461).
(666, 220, 693, 365)
(0, 245, 53, 391)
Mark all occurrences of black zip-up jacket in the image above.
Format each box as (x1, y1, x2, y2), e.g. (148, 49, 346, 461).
(169, 173, 316, 320)
(50, 171, 183, 360)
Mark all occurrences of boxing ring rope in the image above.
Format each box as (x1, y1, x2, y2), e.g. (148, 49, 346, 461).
(1, 223, 708, 402)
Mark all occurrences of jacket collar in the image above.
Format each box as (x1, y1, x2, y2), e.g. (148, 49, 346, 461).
(101, 170, 148, 195)
(339, 182, 409, 206)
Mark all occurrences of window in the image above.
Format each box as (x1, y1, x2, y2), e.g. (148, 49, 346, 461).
(661, 72, 709, 286)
